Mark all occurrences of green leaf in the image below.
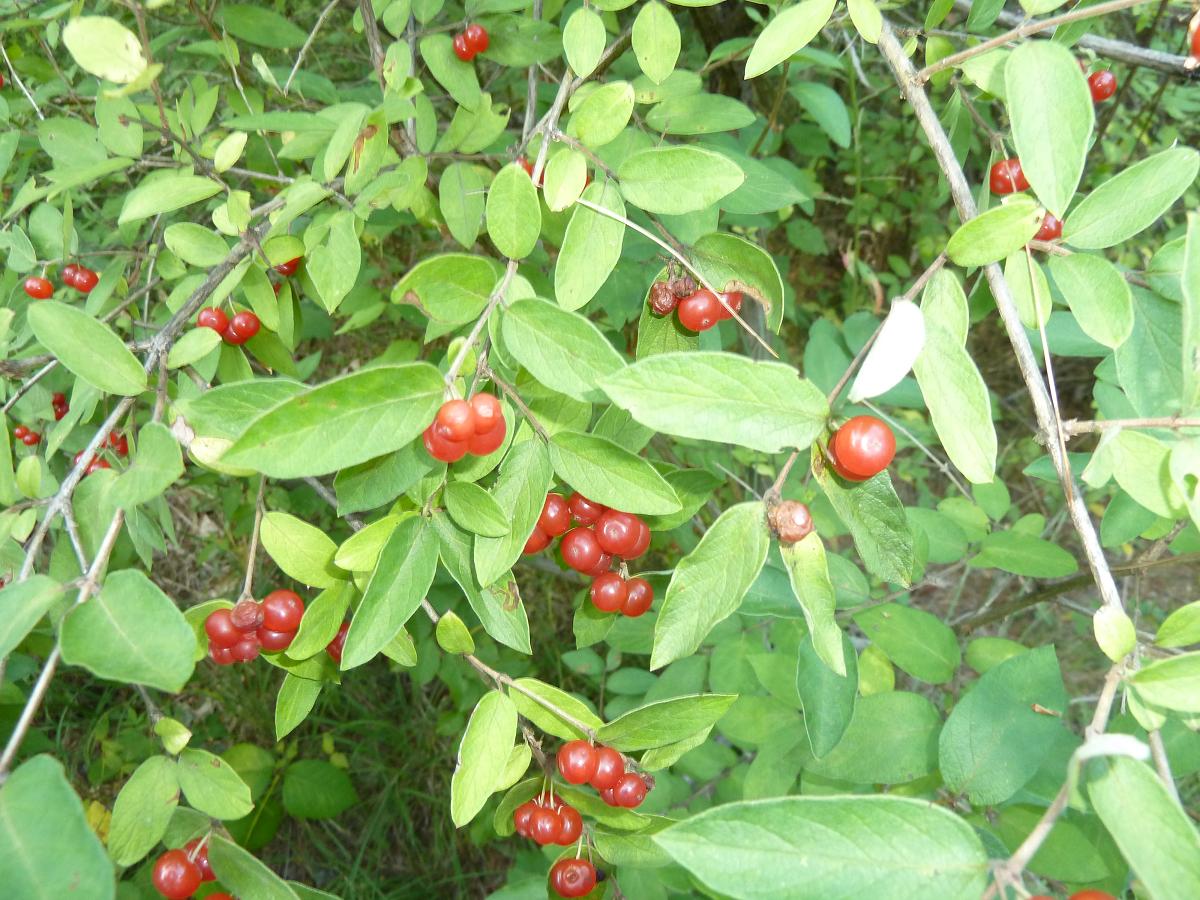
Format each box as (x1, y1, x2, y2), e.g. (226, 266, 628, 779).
(542, 150, 588, 212)
(108, 756, 179, 866)
(164, 223, 229, 267)
(275, 674, 322, 740)
(218, 4, 307, 48)
(567, 81, 636, 148)
(632, 1, 680, 84)
(1046, 253, 1133, 349)
(179, 379, 305, 440)
(224, 363, 443, 478)
(1004, 41, 1092, 217)
(435, 610, 476, 654)
(1183, 213, 1200, 411)
(1130, 652, 1200, 712)
(1005, 250, 1052, 329)
(602, 352, 827, 454)
(654, 795, 986, 898)
(789, 82, 851, 148)
(780, 534, 844, 676)
(807, 691, 942, 784)
(0, 756, 115, 900)
(307, 211, 361, 314)
(450, 690, 518, 827)
(167, 326, 222, 369)
(847, 0, 883, 42)
(548, 431, 681, 515)
(744, 0, 837, 79)
(283, 760, 358, 819)
(652, 502, 770, 669)
(508, 678, 603, 741)
(598, 694, 736, 751)
(61, 570, 195, 692)
(812, 454, 914, 586)
(177, 748, 254, 820)
(62, 16, 147, 84)
(563, 7, 606, 78)
(1064, 147, 1200, 250)
(796, 632, 858, 757)
(342, 516, 438, 670)
(419, 34, 481, 111)
(486, 162, 541, 259)
(644, 93, 756, 136)
(0, 575, 63, 658)
(501, 298, 626, 402)
(260, 511, 345, 589)
(946, 197, 1042, 266)
(109, 422, 185, 509)
(209, 835, 300, 900)
(444, 481, 509, 538)
(439, 163, 488, 249)
(969, 530, 1078, 577)
(1088, 757, 1200, 900)
(1157, 601, 1200, 649)
(392, 254, 497, 328)
(474, 439, 554, 587)
(554, 179, 626, 311)
(1094, 605, 1136, 662)
(617, 147, 745, 215)
(855, 602, 961, 684)
(28, 301, 146, 396)
(118, 174, 224, 225)
(939, 646, 1069, 804)
(692, 232, 787, 333)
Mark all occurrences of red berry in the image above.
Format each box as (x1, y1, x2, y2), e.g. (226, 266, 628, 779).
(61, 263, 79, 286)
(13, 425, 28, 439)
(423, 424, 469, 463)
(210, 644, 236, 666)
(677, 288, 723, 332)
(989, 158, 1029, 194)
(230, 635, 260, 663)
(196, 307, 229, 333)
(529, 805, 561, 846)
(52, 393, 65, 405)
(648, 282, 678, 316)
(72, 266, 99, 293)
(621, 578, 654, 617)
(1034, 213, 1062, 242)
(274, 256, 301, 276)
(327, 621, 349, 664)
(261, 589, 304, 631)
(435, 399, 476, 442)
(524, 527, 552, 555)
(613, 772, 648, 808)
(538, 493, 571, 537)
(452, 33, 473, 61)
(467, 416, 506, 455)
(1088, 70, 1117, 102)
(826, 443, 868, 482)
(595, 509, 639, 558)
(204, 609, 242, 649)
(589, 746, 624, 790)
(1068, 893, 1117, 900)
(513, 800, 537, 837)
(256, 626, 296, 652)
(519, 157, 534, 178)
(768, 501, 813, 544)
(600, 785, 617, 805)
(86, 458, 112, 475)
(229, 598, 264, 632)
(560, 527, 602, 573)
(464, 23, 489, 54)
(832, 415, 896, 479)
(21, 432, 40, 446)
(223, 311, 261, 345)
(23, 276, 53, 300)
(557, 740, 599, 784)
(585, 552, 612, 577)
(183, 838, 214, 882)
(550, 858, 597, 898)
(627, 518, 651, 560)
(567, 492, 606, 526)
(54, 404, 68, 421)
(469, 393, 504, 434)
(590, 572, 627, 613)
(716, 290, 743, 320)
(555, 804, 583, 845)
(1193, 25, 1200, 58)
(151, 849, 203, 900)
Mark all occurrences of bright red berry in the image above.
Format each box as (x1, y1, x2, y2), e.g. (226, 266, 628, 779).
(261, 589, 304, 631)
(223, 311, 261, 345)
(210, 644, 236, 666)
(467, 417, 506, 455)
(589, 746, 624, 790)
(585, 551, 612, 577)
(716, 290, 743, 320)
(595, 510, 640, 558)
(52, 393, 65, 405)
(989, 158, 1029, 194)
(560, 527, 602, 573)
(230, 598, 264, 632)
(204, 609, 242, 649)
(567, 492, 606, 525)
(590, 572, 627, 613)
(622, 577, 654, 617)
(452, 33, 473, 61)
(423, 424, 469, 463)
(1088, 70, 1117, 102)
(768, 501, 813, 544)
(327, 621, 349, 664)
(550, 858, 597, 898)
(256, 626, 296, 653)
(72, 266, 99, 293)
(61, 263, 80, 286)
(196, 307, 229, 333)
(627, 518, 651, 559)
(832, 415, 896, 479)
(677, 288, 723, 332)
(151, 849, 203, 900)
(469, 393, 503, 434)
(464, 23, 489, 53)
(1034, 212, 1062, 242)
(183, 838, 214, 882)
(555, 804, 583, 845)
(600, 785, 617, 805)
(529, 805, 561, 846)
(435, 399, 476, 442)
(826, 443, 867, 482)
(1068, 893, 1117, 900)
(54, 404, 68, 420)
(13, 425, 27, 439)
(1193, 24, 1200, 58)
(524, 527, 552, 555)
(538, 493, 571, 537)
(513, 800, 537, 837)
(230, 635, 261, 663)
(23, 276, 53, 300)
(274, 256, 301, 276)
(86, 458, 112, 475)
(21, 432, 40, 446)
(613, 772, 648, 808)
(557, 740, 599, 784)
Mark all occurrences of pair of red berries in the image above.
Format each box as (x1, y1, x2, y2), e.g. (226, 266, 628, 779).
(196, 307, 261, 346)
(63, 263, 100, 293)
(205, 590, 305, 664)
(52, 391, 68, 421)
(651, 285, 743, 333)
(827, 415, 896, 482)
(556, 740, 650, 808)
(513, 794, 584, 846)
(74, 448, 113, 475)
(12, 426, 40, 446)
(326, 621, 349, 664)
(589, 572, 653, 617)
(1087, 69, 1117, 102)
(549, 858, 598, 898)
(151, 839, 230, 899)
(452, 23, 489, 61)
(422, 394, 506, 462)
(104, 430, 130, 457)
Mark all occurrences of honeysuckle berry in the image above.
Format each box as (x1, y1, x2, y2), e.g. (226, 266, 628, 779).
(989, 158, 1029, 194)
(1088, 70, 1117, 102)
(768, 500, 814, 544)
(832, 415, 896, 479)
(23, 276, 53, 299)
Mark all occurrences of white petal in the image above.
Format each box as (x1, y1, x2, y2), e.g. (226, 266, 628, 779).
(847, 300, 926, 403)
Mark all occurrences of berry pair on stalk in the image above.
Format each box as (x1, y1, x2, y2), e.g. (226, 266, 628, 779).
(826, 415, 896, 482)
(423, 393, 506, 462)
(513, 793, 583, 846)
(195, 307, 261, 346)
(12, 425, 40, 446)
(150, 838, 230, 899)
(52, 391, 68, 421)
(557, 740, 650, 808)
(452, 23, 489, 61)
(204, 590, 305, 665)
(62, 263, 99, 293)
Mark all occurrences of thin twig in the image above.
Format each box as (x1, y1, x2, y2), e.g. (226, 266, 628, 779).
(1062, 416, 1200, 436)
(1148, 729, 1182, 805)
(750, 61, 791, 156)
(486, 369, 550, 441)
(0, 41, 44, 120)
(240, 476, 266, 601)
(285, 0, 342, 95)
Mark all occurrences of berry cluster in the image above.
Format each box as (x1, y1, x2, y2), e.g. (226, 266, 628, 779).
(204, 591, 305, 665)
(557, 740, 650, 809)
(326, 621, 349, 664)
(827, 415, 896, 482)
(422, 394, 506, 462)
(452, 23, 489, 61)
(62, 263, 100, 293)
(549, 858, 598, 898)
(767, 500, 814, 545)
(649, 278, 743, 333)
(12, 425, 40, 446)
(150, 839, 232, 900)
(195, 307, 261, 346)
(513, 793, 583, 847)
(52, 391, 68, 421)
